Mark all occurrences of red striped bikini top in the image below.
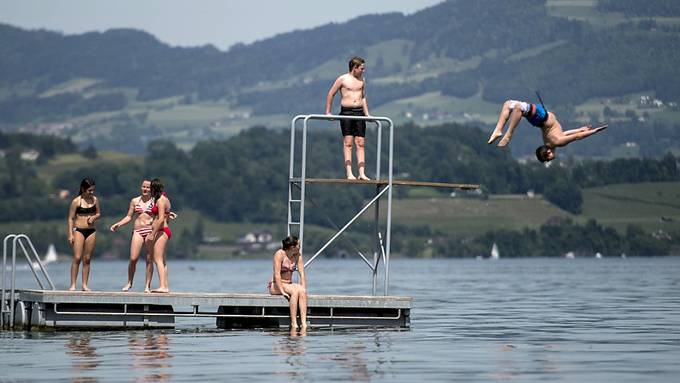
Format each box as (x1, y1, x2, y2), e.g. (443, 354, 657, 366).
(134, 197, 154, 215)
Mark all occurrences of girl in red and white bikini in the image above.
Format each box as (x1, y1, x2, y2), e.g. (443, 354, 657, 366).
(269, 235, 307, 329)
(110, 179, 156, 293)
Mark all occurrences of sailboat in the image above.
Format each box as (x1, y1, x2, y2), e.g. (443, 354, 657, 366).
(490, 243, 500, 260)
(6, 244, 59, 271)
(39, 244, 58, 266)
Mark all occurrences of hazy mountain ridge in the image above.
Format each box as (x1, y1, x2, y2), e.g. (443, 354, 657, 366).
(1, 0, 680, 157)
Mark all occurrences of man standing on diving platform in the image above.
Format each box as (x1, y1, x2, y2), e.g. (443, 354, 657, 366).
(488, 99, 607, 163)
(326, 56, 371, 180)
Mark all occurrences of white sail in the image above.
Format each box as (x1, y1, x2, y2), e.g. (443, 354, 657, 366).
(44, 244, 58, 264)
(30, 244, 58, 269)
(490, 243, 500, 259)
(4, 243, 59, 271)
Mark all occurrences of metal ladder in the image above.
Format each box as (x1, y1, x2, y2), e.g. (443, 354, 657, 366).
(1, 234, 56, 328)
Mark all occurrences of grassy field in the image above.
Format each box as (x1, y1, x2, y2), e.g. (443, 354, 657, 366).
(546, 0, 627, 27)
(373, 91, 500, 126)
(581, 182, 680, 233)
(363, 194, 572, 236)
(164, 209, 286, 243)
(354, 181, 680, 236)
(146, 102, 246, 128)
(37, 151, 144, 183)
(40, 78, 102, 98)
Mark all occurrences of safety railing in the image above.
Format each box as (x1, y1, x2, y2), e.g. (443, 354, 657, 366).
(1, 234, 56, 328)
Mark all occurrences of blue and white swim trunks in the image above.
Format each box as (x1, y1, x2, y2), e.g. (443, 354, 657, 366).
(507, 100, 548, 127)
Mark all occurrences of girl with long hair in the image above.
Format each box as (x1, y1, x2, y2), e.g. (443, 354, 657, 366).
(268, 235, 307, 329)
(149, 178, 172, 293)
(66, 177, 101, 291)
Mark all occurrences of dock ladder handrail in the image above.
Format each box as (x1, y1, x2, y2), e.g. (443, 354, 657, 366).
(1, 234, 56, 328)
(288, 114, 395, 296)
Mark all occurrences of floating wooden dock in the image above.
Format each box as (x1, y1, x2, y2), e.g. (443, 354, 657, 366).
(5, 289, 411, 330)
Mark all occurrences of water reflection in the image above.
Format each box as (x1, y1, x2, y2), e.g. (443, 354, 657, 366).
(128, 332, 173, 382)
(65, 334, 100, 383)
(272, 328, 307, 379)
(371, 331, 393, 378)
(332, 342, 371, 382)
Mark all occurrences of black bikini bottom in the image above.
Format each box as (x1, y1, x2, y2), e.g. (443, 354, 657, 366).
(75, 228, 96, 239)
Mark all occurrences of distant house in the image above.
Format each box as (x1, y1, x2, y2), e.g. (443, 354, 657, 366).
(238, 230, 273, 244)
(20, 150, 40, 161)
(237, 230, 274, 251)
(202, 234, 221, 243)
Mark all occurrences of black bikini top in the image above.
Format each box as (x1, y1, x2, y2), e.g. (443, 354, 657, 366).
(76, 198, 96, 215)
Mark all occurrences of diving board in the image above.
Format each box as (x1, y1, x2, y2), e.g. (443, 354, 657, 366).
(292, 177, 479, 190)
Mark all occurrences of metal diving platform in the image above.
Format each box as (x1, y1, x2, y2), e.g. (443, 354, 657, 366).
(287, 114, 479, 296)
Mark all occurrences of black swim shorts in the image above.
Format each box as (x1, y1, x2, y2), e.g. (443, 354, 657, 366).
(339, 106, 366, 137)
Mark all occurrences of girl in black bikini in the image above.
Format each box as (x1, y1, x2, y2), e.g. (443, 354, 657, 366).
(67, 177, 101, 291)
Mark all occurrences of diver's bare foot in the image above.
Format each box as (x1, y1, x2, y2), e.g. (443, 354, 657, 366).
(68, 286, 77, 291)
(152, 288, 169, 293)
(346, 174, 357, 180)
(497, 137, 511, 147)
(594, 124, 608, 132)
(81, 286, 91, 292)
(358, 174, 370, 181)
(122, 283, 132, 292)
(487, 131, 503, 145)
(144, 287, 151, 293)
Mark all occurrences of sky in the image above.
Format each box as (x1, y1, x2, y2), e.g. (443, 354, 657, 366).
(0, 0, 442, 50)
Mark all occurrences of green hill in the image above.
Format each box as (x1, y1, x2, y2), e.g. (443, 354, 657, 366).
(581, 181, 680, 232)
(1, 0, 680, 157)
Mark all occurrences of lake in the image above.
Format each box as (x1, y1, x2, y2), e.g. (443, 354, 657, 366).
(2, 257, 679, 382)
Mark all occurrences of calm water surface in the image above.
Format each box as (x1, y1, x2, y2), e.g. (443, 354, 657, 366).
(2, 257, 679, 382)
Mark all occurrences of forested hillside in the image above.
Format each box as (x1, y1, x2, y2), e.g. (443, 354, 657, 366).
(1, 0, 680, 157)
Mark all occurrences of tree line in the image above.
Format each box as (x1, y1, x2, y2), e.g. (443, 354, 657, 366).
(2, 125, 678, 222)
(1, 126, 678, 257)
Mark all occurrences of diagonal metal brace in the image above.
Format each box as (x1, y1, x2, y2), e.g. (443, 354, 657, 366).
(305, 185, 390, 267)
